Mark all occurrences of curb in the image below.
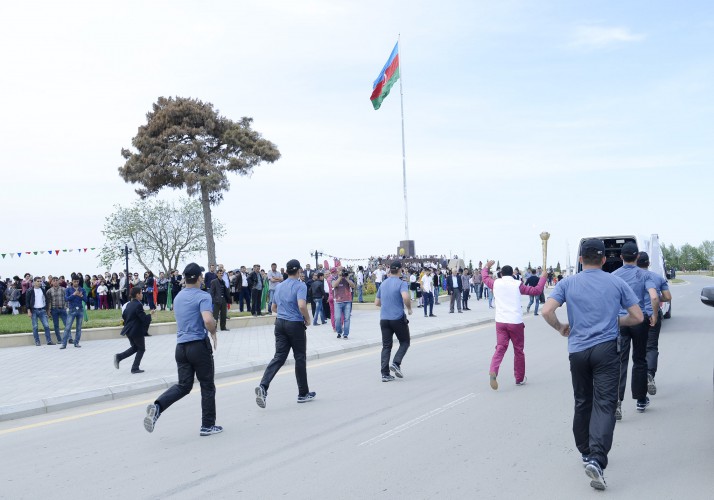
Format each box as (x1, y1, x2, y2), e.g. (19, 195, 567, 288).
(0, 317, 493, 422)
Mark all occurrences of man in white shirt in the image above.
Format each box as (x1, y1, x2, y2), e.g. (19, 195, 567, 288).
(356, 266, 365, 303)
(421, 268, 436, 317)
(26, 276, 54, 345)
(373, 265, 386, 291)
(481, 260, 546, 389)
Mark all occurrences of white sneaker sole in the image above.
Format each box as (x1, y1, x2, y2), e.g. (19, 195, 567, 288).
(143, 404, 158, 433)
(390, 364, 403, 378)
(585, 464, 606, 490)
(255, 387, 266, 408)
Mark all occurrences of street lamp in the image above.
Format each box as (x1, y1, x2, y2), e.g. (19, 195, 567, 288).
(120, 243, 132, 302)
(310, 250, 323, 270)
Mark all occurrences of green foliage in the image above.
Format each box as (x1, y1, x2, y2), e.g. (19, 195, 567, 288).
(662, 241, 711, 270)
(99, 198, 224, 274)
(364, 279, 377, 295)
(119, 96, 280, 265)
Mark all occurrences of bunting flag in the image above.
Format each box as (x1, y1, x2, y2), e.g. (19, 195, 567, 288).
(0, 247, 98, 258)
(370, 41, 400, 110)
(166, 283, 173, 310)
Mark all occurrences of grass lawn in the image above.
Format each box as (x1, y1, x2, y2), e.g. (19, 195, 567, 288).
(0, 308, 251, 335)
(670, 278, 686, 284)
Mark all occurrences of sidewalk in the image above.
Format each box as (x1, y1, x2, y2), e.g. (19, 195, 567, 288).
(0, 297, 506, 421)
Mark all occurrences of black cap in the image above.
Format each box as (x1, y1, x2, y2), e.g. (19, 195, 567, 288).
(581, 238, 605, 256)
(286, 259, 301, 273)
(636, 251, 650, 266)
(389, 260, 402, 270)
(183, 262, 204, 279)
(621, 242, 639, 259)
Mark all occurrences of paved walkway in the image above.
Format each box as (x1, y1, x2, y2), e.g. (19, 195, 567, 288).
(0, 295, 531, 420)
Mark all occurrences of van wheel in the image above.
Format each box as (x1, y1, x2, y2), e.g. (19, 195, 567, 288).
(663, 306, 671, 319)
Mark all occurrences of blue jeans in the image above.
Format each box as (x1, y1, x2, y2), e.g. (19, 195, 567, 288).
(357, 285, 364, 302)
(267, 289, 276, 312)
(50, 308, 67, 342)
(335, 301, 352, 337)
(423, 292, 434, 316)
(434, 286, 440, 303)
(487, 288, 494, 308)
(313, 298, 325, 325)
(527, 295, 540, 314)
(63, 309, 84, 346)
(31, 309, 52, 344)
(375, 282, 381, 291)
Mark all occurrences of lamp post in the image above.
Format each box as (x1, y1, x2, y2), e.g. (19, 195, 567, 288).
(310, 250, 323, 270)
(120, 243, 132, 302)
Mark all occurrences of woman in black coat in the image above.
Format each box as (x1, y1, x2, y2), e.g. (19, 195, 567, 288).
(114, 286, 154, 373)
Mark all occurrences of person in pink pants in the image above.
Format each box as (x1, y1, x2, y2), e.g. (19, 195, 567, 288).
(482, 260, 546, 389)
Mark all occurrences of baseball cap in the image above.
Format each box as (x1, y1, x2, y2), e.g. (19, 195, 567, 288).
(581, 238, 605, 256)
(286, 259, 301, 273)
(621, 242, 639, 259)
(636, 251, 650, 266)
(183, 263, 205, 279)
(389, 260, 402, 270)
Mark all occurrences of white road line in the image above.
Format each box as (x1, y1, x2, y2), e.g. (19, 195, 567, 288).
(358, 393, 476, 447)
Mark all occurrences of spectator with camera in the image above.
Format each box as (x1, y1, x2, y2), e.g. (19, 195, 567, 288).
(332, 266, 355, 339)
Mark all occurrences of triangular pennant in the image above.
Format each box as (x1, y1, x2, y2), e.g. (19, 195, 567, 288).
(55, 250, 60, 255)
(1, 253, 5, 258)
(17, 253, 21, 257)
(25, 251, 31, 255)
(48, 250, 52, 255)
(33, 251, 38, 255)
(83, 248, 87, 252)
(90, 247, 95, 250)
(62, 249, 67, 252)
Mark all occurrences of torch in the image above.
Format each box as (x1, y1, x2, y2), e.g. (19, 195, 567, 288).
(540, 232, 550, 274)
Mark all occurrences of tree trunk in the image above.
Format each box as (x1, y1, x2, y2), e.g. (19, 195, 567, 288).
(200, 183, 217, 267)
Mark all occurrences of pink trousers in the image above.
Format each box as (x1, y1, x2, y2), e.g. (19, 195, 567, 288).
(489, 322, 526, 382)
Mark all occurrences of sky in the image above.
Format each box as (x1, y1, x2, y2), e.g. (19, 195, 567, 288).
(1, 0, 712, 278)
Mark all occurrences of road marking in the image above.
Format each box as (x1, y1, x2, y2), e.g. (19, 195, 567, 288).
(358, 393, 476, 447)
(0, 323, 491, 436)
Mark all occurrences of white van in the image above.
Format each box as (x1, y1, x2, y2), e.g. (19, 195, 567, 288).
(576, 234, 671, 319)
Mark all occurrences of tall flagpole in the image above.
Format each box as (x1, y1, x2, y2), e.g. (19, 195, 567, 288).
(398, 34, 409, 242)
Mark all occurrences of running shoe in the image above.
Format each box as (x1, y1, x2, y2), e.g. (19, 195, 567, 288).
(143, 403, 160, 433)
(584, 459, 606, 490)
(297, 392, 316, 403)
(200, 425, 224, 436)
(255, 386, 267, 408)
(382, 375, 395, 382)
(615, 401, 622, 421)
(515, 376, 527, 386)
(390, 363, 403, 378)
(636, 397, 650, 413)
(489, 372, 498, 390)
(647, 374, 657, 396)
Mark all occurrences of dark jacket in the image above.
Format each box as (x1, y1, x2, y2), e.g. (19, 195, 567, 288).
(121, 300, 152, 337)
(446, 274, 463, 294)
(310, 280, 325, 300)
(210, 278, 231, 304)
(248, 271, 261, 290)
(25, 288, 49, 312)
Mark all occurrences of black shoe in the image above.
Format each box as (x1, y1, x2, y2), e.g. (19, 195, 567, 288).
(74, 344, 81, 348)
(382, 375, 395, 382)
(47, 341, 55, 345)
(458, 310, 463, 313)
(297, 392, 316, 403)
(131, 369, 144, 374)
(144, 403, 160, 433)
(636, 397, 650, 413)
(200, 425, 223, 436)
(113, 354, 120, 369)
(35, 341, 40, 346)
(68, 338, 74, 344)
(429, 314, 436, 317)
(59, 345, 67, 349)
(255, 386, 267, 408)
(337, 334, 342, 338)
(220, 328, 230, 331)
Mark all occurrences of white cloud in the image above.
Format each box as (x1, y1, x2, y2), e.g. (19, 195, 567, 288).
(570, 25, 645, 48)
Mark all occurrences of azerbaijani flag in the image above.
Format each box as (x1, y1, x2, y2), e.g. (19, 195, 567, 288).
(370, 42, 400, 110)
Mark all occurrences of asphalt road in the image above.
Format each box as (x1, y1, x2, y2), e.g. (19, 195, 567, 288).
(1, 276, 712, 499)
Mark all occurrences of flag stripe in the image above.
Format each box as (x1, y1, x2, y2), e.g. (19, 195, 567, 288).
(370, 42, 400, 110)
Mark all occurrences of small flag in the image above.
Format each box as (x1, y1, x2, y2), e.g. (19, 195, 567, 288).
(370, 42, 400, 110)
